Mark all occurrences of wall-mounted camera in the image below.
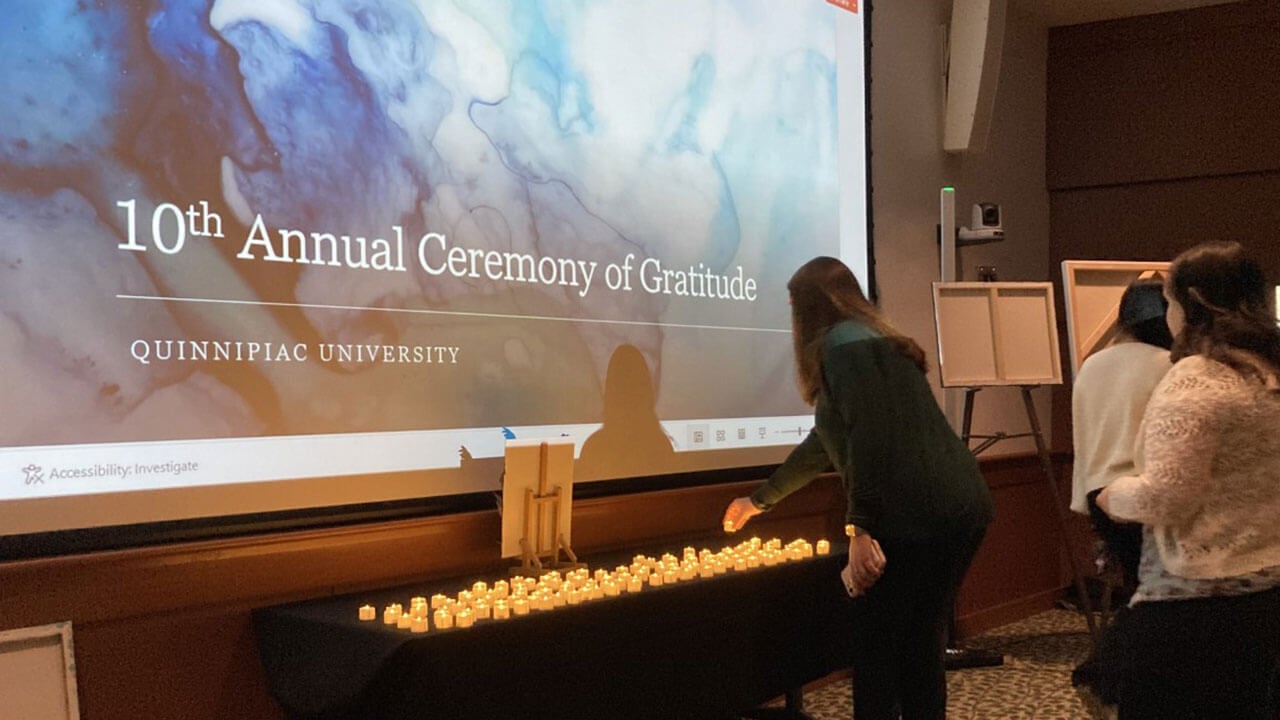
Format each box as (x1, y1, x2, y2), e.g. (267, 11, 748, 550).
(957, 203, 1003, 245)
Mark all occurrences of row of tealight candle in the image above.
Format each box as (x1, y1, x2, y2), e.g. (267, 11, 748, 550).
(358, 536, 831, 633)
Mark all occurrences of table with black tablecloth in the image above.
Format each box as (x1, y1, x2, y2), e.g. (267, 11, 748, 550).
(253, 544, 852, 720)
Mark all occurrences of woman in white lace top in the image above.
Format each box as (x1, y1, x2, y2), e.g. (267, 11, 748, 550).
(1096, 241, 1280, 720)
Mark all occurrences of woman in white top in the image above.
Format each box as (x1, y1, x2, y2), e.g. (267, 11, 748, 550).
(1071, 280, 1173, 588)
(1096, 241, 1280, 720)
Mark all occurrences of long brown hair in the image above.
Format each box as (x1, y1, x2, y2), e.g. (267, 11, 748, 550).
(788, 256, 927, 405)
(1168, 241, 1280, 388)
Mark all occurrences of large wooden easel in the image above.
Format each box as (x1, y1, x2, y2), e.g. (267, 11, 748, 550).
(958, 386, 1099, 643)
(933, 282, 1101, 645)
(1060, 260, 1172, 628)
(502, 440, 584, 576)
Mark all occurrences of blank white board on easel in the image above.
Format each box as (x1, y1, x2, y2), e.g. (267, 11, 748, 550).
(0, 622, 80, 720)
(1060, 260, 1171, 378)
(932, 282, 1063, 388)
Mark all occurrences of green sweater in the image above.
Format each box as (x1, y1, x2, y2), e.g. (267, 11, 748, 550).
(752, 321, 993, 541)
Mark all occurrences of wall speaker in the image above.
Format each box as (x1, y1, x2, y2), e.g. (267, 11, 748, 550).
(943, 0, 1007, 153)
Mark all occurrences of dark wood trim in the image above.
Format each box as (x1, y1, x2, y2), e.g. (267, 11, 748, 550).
(957, 586, 1065, 639)
(0, 454, 1077, 720)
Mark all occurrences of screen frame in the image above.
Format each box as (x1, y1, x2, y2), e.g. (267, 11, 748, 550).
(0, 1, 876, 561)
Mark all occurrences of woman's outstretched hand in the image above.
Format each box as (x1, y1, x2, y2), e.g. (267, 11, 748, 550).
(722, 496, 762, 533)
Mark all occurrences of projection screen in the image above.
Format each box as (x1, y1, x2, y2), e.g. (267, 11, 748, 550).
(0, 0, 870, 550)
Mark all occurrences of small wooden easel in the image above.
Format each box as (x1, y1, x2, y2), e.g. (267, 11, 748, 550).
(510, 441, 584, 576)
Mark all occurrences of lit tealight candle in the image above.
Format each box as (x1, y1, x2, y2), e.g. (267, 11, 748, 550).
(603, 581, 620, 597)
(649, 572, 664, 588)
(512, 598, 530, 616)
(411, 616, 429, 633)
(816, 539, 831, 555)
(567, 589, 582, 606)
(493, 600, 510, 620)
(473, 600, 491, 619)
(359, 605, 376, 621)
(397, 613, 412, 629)
(699, 563, 714, 579)
(627, 575, 643, 593)
(493, 580, 510, 598)
(434, 609, 453, 629)
(472, 581, 488, 595)
(455, 610, 475, 629)
(430, 593, 448, 610)
(383, 605, 402, 625)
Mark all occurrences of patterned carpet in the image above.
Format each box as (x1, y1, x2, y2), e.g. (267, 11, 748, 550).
(794, 610, 1096, 720)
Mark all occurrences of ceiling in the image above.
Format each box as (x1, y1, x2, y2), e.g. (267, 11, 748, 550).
(1039, 0, 1244, 27)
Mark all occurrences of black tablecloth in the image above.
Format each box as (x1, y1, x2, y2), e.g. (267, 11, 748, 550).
(254, 545, 852, 720)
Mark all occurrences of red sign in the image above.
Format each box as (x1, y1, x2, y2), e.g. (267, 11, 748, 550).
(826, 0, 858, 12)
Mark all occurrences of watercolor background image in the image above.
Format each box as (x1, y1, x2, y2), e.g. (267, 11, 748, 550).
(0, 0, 841, 448)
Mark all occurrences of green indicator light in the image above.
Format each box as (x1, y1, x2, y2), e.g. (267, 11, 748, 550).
(942, 186, 955, 192)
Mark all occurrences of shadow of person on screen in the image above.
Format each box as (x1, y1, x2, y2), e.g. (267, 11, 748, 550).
(576, 344, 676, 482)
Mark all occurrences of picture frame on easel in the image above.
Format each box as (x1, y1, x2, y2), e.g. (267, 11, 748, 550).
(1060, 260, 1171, 379)
(0, 621, 80, 720)
(931, 281, 1063, 388)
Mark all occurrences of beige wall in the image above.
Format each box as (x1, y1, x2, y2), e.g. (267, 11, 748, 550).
(871, 0, 1054, 453)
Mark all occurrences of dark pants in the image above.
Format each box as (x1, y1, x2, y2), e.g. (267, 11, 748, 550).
(1105, 586, 1280, 720)
(1086, 488, 1142, 591)
(849, 526, 987, 720)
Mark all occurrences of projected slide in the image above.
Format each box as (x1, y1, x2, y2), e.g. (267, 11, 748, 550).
(0, 0, 868, 536)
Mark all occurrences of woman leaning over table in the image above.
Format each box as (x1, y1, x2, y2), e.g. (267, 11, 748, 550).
(722, 256, 993, 720)
(1097, 241, 1280, 720)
